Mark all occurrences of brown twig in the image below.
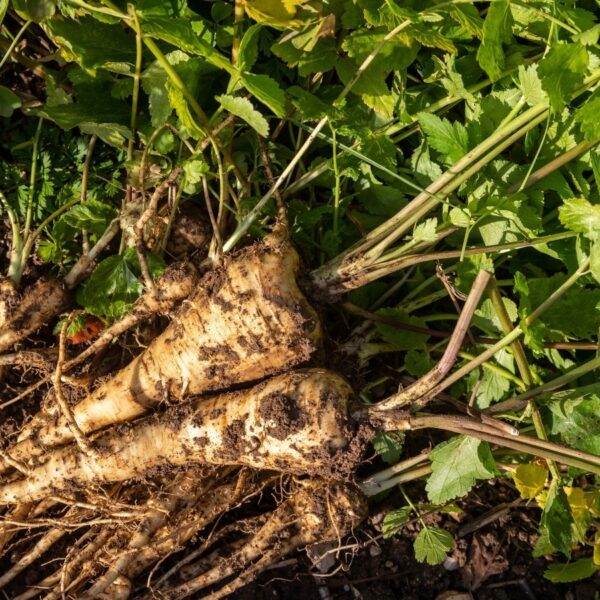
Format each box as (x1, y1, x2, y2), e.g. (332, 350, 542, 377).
(135, 168, 182, 292)
(374, 270, 492, 411)
(258, 137, 288, 228)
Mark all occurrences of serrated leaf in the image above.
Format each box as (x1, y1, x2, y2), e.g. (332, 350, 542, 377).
(0, 86, 21, 118)
(241, 73, 286, 117)
(62, 200, 117, 236)
(216, 94, 269, 137)
(575, 95, 600, 142)
(533, 528, 556, 557)
(447, 5, 484, 37)
(414, 526, 454, 565)
(142, 17, 232, 72)
(538, 43, 588, 112)
(401, 23, 456, 53)
(559, 197, 600, 240)
(542, 483, 575, 556)
(382, 506, 412, 539)
(45, 17, 135, 71)
(237, 24, 261, 71)
(412, 217, 438, 243)
(77, 249, 164, 319)
(545, 558, 597, 583)
(544, 384, 600, 456)
(418, 113, 469, 165)
(426, 436, 498, 504)
(513, 463, 548, 499)
(167, 84, 205, 140)
(476, 0, 513, 82)
(373, 431, 405, 465)
(12, 0, 54, 22)
(518, 64, 545, 107)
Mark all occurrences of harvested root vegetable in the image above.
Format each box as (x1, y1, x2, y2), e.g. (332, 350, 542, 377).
(0, 369, 359, 504)
(165, 480, 368, 600)
(0, 278, 17, 328)
(4, 232, 321, 471)
(0, 278, 68, 354)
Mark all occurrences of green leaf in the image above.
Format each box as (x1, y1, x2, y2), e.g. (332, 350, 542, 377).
(476, 0, 513, 82)
(0, 0, 8, 24)
(538, 43, 588, 112)
(382, 506, 412, 539)
(12, 0, 55, 22)
(62, 201, 117, 237)
(141, 17, 232, 72)
(237, 24, 261, 71)
(559, 198, 600, 240)
(37, 102, 131, 146)
(216, 94, 269, 137)
(413, 526, 454, 565)
(412, 217, 438, 243)
(241, 73, 286, 117)
(272, 36, 338, 77)
(575, 95, 600, 142)
(518, 64, 546, 107)
(426, 436, 498, 504)
(372, 431, 405, 465)
(79, 123, 132, 147)
(77, 250, 164, 319)
(545, 558, 598, 583)
(45, 17, 135, 71)
(542, 483, 575, 556)
(418, 113, 469, 165)
(374, 308, 430, 351)
(77, 254, 143, 319)
(0, 86, 21, 118)
(447, 5, 484, 38)
(512, 463, 548, 499)
(544, 384, 600, 456)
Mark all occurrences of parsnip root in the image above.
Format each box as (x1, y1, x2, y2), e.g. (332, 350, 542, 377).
(0, 369, 359, 504)
(166, 480, 367, 599)
(0, 279, 68, 354)
(3, 233, 321, 473)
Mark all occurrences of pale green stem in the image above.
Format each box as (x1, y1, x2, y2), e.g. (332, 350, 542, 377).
(222, 18, 413, 252)
(487, 354, 600, 415)
(0, 20, 31, 71)
(23, 118, 43, 242)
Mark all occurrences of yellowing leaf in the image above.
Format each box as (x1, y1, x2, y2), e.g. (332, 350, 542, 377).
(242, 0, 305, 29)
(565, 487, 588, 519)
(513, 463, 548, 499)
(594, 532, 600, 566)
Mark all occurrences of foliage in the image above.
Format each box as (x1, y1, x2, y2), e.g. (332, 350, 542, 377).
(3, 0, 600, 585)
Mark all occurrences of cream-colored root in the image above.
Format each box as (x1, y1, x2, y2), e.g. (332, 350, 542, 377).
(3, 234, 321, 473)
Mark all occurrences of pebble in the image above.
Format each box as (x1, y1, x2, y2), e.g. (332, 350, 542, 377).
(443, 557, 459, 571)
(369, 544, 382, 557)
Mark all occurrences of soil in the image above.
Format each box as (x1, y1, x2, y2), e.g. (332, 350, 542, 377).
(230, 480, 600, 600)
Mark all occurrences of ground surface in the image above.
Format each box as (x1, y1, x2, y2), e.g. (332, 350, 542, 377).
(232, 483, 600, 600)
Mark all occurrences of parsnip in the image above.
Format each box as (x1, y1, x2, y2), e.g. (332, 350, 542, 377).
(0, 370, 357, 504)
(0, 279, 68, 354)
(166, 480, 367, 600)
(4, 233, 321, 471)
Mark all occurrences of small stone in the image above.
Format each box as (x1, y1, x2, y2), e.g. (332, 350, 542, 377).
(385, 560, 394, 569)
(369, 544, 382, 557)
(443, 557, 459, 571)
